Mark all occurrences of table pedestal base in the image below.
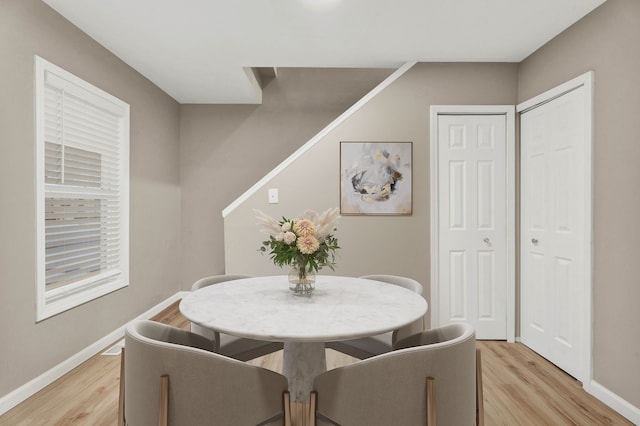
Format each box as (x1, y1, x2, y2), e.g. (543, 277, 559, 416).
(283, 342, 327, 403)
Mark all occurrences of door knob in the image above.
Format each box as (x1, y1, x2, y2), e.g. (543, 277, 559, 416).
(532, 238, 539, 245)
(483, 238, 490, 243)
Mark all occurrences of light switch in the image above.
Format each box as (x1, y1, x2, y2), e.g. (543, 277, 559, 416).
(268, 188, 279, 204)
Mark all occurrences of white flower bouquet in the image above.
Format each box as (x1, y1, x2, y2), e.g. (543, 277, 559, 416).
(255, 207, 340, 281)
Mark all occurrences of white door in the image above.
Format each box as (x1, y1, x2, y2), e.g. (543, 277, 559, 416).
(436, 114, 508, 339)
(519, 75, 592, 383)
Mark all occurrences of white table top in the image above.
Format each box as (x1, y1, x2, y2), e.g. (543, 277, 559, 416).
(179, 275, 428, 343)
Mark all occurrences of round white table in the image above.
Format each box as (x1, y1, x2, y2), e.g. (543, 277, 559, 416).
(179, 275, 428, 402)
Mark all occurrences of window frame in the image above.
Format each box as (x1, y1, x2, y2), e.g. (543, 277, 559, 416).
(35, 56, 130, 321)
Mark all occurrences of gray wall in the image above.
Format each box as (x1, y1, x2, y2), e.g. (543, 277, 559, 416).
(223, 62, 519, 311)
(180, 68, 393, 289)
(518, 0, 640, 409)
(0, 0, 181, 396)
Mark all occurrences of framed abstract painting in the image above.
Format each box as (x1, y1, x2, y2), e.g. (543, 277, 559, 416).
(340, 141, 412, 215)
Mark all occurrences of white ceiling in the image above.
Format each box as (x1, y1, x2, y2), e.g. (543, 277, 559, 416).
(42, 0, 606, 104)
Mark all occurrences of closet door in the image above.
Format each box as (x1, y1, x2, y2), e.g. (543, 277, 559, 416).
(520, 79, 591, 383)
(436, 114, 508, 339)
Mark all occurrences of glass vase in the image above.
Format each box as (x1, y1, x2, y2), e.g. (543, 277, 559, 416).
(288, 266, 316, 296)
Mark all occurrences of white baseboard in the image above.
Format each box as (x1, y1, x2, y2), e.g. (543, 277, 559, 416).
(0, 291, 189, 416)
(589, 380, 640, 425)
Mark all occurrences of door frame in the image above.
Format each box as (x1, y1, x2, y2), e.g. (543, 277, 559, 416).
(429, 105, 516, 342)
(517, 71, 593, 388)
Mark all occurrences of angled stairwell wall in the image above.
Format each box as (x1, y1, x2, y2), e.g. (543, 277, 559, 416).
(223, 62, 519, 321)
(180, 68, 395, 288)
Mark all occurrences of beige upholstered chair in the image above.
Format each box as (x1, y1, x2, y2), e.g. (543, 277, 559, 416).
(393, 323, 485, 426)
(121, 320, 291, 426)
(310, 322, 477, 426)
(190, 274, 284, 361)
(326, 275, 424, 359)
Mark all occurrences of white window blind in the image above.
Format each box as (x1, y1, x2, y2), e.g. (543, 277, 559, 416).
(35, 56, 129, 321)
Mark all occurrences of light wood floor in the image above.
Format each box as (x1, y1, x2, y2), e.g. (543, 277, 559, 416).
(0, 302, 632, 426)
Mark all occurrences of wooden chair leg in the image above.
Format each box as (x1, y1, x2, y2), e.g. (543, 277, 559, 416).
(282, 391, 292, 426)
(118, 347, 125, 426)
(309, 391, 318, 426)
(476, 349, 485, 426)
(158, 375, 169, 426)
(426, 377, 436, 426)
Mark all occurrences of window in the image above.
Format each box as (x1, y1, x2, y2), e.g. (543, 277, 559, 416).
(35, 56, 129, 321)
